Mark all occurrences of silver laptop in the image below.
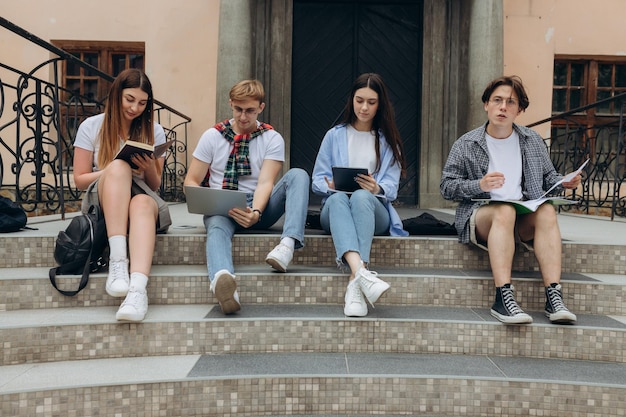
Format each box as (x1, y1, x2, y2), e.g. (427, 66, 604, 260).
(184, 185, 248, 216)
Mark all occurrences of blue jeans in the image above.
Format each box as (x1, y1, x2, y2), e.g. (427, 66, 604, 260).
(204, 168, 310, 281)
(320, 189, 389, 265)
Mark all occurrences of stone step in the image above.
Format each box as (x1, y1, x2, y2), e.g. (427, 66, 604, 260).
(2, 304, 624, 366)
(1, 265, 624, 315)
(1, 352, 625, 416)
(2, 207, 625, 417)
(3, 231, 625, 275)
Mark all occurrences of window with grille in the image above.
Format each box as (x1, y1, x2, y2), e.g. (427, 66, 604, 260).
(52, 40, 145, 103)
(49, 40, 145, 168)
(551, 57, 626, 162)
(553, 57, 626, 116)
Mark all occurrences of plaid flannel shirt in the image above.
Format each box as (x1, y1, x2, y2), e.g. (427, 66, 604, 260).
(440, 122, 563, 243)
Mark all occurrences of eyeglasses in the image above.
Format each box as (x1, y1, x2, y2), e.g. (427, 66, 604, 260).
(489, 96, 519, 108)
(232, 106, 260, 116)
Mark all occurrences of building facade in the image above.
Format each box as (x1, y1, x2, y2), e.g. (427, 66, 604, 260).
(0, 0, 624, 209)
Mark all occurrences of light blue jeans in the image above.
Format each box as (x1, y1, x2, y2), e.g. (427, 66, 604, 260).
(204, 168, 310, 281)
(320, 189, 390, 265)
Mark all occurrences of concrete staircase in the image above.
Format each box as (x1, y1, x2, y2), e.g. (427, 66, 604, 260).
(1, 204, 625, 416)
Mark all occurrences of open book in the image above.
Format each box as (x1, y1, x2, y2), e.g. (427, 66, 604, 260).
(472, 158, 588, 214)
(472, 197, 576, 214)
(115, 139, 175, 169)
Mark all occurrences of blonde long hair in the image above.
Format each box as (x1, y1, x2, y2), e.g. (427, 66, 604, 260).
(97, 69, 155, 169)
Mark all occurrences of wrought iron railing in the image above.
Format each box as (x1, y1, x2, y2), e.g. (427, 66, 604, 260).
(528, 93, 626, 220)
(0, 17, 190, 217)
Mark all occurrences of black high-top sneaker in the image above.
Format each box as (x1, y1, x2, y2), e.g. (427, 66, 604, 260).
(545, 283, 577, 324)
(490, 283, 533, 324)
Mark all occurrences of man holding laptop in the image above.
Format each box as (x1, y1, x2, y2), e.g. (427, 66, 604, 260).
(184, 79, 309, 314)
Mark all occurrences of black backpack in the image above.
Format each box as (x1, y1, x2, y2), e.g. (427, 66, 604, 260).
(49, 205, 109, 296)
(0, 196, 28, 232)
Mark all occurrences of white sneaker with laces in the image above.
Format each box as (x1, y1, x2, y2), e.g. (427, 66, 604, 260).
(344, 279, 367, 317)
(106, 258, 130, 297)
(356, 265, 390, 306)
(116, 287, 148, 322)
(210, 269, 241, 314)
(265, 243, 294, 272)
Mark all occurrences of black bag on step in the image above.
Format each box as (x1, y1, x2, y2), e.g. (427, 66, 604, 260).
(49, 205, 109, 296)
(402, 212, 457, 236)
(0, 196, 28, 232)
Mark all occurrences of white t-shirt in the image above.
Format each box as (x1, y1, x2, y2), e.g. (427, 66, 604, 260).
(347, 124, 376, 172)
(192, 119, 285, 193)
(74, 113, 167, 173)
(485, 130, 523, 200)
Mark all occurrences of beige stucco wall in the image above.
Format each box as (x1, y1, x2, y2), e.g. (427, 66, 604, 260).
(503, 0, 626, 137)
(0, 0, 220, 150)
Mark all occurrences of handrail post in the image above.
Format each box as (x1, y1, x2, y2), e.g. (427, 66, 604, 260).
(613, 101, 625, 221)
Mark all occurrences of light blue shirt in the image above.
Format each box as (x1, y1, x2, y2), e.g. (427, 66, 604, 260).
(312, 124, 408, 237)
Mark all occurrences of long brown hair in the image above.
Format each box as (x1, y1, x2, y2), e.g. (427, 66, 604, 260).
(340, 73, 406, 177)
(97, 68, 155, 169)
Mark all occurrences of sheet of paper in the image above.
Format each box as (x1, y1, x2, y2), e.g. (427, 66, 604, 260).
(540, 158, 589, 198)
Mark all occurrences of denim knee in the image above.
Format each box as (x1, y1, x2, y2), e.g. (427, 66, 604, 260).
(285, 168, 310, 189)
(204, 215, 236, 236)
(350, 189, 377, 209)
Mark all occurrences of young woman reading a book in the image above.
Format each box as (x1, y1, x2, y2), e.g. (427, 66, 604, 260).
(311, 73, 407, 317)
(73, 68, 171, 322)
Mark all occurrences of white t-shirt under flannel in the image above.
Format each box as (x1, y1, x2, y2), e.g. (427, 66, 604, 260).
(485, 130, 523, 200)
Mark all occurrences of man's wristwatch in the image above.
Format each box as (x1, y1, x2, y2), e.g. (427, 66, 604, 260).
(252, 209, 262, 219)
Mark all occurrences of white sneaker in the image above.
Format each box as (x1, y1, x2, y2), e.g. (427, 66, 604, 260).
(210, 269, 241, 314)
(116, 287, 148, 322)
(344, 280, 367, 317)
(106, 258, 130, 297)
(265, 243, 294, 272)
(356, 265, 390, 306)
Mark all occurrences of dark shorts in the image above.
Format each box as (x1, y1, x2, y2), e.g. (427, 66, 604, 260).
(82, 177, 171, 234)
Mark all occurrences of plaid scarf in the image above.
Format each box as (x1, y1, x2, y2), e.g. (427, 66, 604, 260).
(205, 119, 273, 190)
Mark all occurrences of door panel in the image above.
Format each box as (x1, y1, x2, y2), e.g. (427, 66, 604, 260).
(291, 0, 423, 204)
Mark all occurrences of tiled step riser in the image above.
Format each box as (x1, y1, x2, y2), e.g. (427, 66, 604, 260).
(1, 377, 624, 417)
(2, 319, 624, 366)
(2, 235, 624, 274)
(2, 273, 624, 316)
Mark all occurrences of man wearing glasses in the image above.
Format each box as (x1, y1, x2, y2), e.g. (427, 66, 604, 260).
(185, 79, 309, 314)
(440, 76, 581, 325)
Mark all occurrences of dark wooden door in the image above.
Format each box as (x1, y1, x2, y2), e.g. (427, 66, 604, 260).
(291, 0, 423, 205)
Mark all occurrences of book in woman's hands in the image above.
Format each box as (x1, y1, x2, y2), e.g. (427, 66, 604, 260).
(115, 139, 175, 169)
